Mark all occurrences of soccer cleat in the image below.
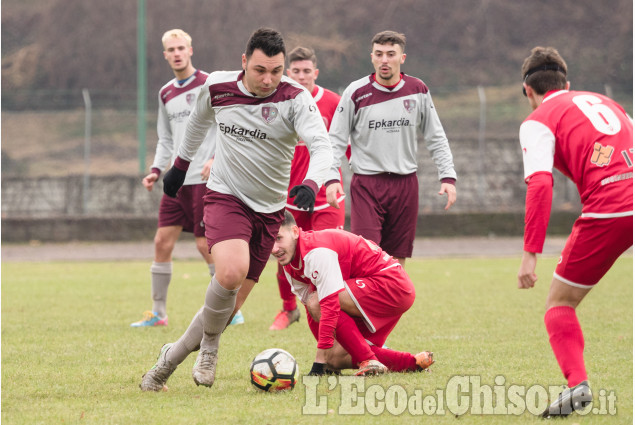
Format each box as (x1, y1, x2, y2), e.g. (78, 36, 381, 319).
(192, 348, 219, 387)
(130, 311, 168, 327)
(229, 310, 244, 326)
(354, 359, 388, 376)
(269, 308, 300, 330)
(140, 343, 176, 391)
(542, 380, 592, 418)
(415, 351, 435, 371)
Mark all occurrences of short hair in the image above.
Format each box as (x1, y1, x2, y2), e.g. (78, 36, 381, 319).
(371, 30, 406, 52)
(288, 46, 317, 67)
(162, 29, 192, 49)
(521, 46, 568, 95)
(281, 210, 297, 227)
(245, 27, 286, 59)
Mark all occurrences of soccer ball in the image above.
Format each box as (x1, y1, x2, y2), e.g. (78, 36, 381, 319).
(250, 348, 299, 392)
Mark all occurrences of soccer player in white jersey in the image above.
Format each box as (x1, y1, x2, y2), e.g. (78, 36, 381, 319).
(517, 47, 632, 418)
(268, 46, 347, 331)
(139, 28, 334, 391)
(130, 29, 220, 328)
(273, 211, 435, 376)
(327, 31, 457, 265)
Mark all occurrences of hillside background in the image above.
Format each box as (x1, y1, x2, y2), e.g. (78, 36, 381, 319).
(2, 0, 632, 179)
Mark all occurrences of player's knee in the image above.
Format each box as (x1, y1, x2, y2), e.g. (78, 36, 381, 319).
(214, 263, 248, 288)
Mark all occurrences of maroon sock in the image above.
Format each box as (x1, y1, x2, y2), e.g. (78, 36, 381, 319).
(370, 345, 417, 372)
(544, 306, 587, 387)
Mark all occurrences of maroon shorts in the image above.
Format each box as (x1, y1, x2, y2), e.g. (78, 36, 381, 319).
(344, 263, 416, 347)
(350, 173, 418, 258)
(555, 215, 633, 287)
(158, 184, 207, 237)
(291, 198, 345, 231)
(203, 191, 285, 282)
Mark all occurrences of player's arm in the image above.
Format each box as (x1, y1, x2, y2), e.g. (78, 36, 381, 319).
(420, 93, 458, 206)
(303, 248, 346, 351)
(163, 83, 215, 197)
(325, 92, 355, 207)
(517, 120, 556, 289)
(144, 95, 173, 191)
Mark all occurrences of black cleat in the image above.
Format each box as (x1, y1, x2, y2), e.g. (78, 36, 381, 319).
(542, 380, 592, 418)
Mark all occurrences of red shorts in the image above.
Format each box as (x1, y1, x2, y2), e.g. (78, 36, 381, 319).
(555, 215, 633, 287)
(203, 191, 285, 282)
(350, 173, 418, 258)
(158, 184, 207, 237)
(291, 198, 345, 231)
(343, 263, 416, 347)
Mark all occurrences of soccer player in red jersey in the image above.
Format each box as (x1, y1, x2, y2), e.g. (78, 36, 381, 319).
(269, 46, 348, 330)
(272, 211, 434, 376)
(517, 46, 633, 418)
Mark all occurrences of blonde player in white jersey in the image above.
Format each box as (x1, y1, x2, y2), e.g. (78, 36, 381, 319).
(139, 28, 334, 391)
(130, 29, 220, 328)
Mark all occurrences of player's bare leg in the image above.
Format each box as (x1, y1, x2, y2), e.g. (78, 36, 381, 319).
(192, 239, 249, 387)
(543, 277, 593, 417)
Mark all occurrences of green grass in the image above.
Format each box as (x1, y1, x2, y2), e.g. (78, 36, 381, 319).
(2, 256, 632, 424)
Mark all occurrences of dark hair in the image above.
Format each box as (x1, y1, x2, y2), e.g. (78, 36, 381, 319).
(521, 46, 568, 95)
(371, 30, 406, 52)
(245, 27, 286, 59)
(288, 46, 317, 67)
(282, 210, 297, 227)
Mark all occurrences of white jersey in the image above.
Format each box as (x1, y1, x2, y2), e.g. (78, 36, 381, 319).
(153, 70, 216, 186)
(328, 73, 456, 182)
(177, 71, 333, 213)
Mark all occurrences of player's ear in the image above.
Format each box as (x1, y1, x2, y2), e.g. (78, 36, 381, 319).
(242, 53, 247, 71)
(292, 225, 300, 239)
(314, 68, 319, 80)
(400, 53, 406, 64)
(565, 81, 571, 90)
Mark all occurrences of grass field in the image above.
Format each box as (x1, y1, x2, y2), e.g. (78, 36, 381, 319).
(2, 255, 632, 424)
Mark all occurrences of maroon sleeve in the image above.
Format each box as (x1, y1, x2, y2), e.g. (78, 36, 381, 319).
(523, 172, 553, 253)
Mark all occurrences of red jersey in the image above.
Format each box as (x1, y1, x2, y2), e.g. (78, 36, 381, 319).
(520, 90, 633, 252)
(286, 85, 347, 211)
(283, 229, 399, 348)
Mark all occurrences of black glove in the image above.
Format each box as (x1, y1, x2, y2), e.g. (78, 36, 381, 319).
(289, 184, 316, 213)
(163, 166, 187, 198)
(308, 362, 326, 376)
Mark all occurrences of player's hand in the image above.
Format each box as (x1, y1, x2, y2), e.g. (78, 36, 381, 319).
(308, 362, 326, 376)
(438, 182, 457, 210)
(518, 251, 538, 289)
(163, 157, 190, 198)
(201, 158, 214, 181)
(290, 184, 316, 213)
(326, 182, 344, 209)
(142, 172, 159, 192)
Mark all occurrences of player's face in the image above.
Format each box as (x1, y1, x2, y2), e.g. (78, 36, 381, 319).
(242, 49, 285, 97)
(371, 43, 406, 85)
(163, 37, 192, 73)
(272, 225, 299, 266)
(287, 60, 319, 93)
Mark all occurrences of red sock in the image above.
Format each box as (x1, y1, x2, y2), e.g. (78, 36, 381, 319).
(544, 306, 587, 387)
(277, 264, 297, 311)
(335, 311, 377, 366)
(370, 346, 417, 372)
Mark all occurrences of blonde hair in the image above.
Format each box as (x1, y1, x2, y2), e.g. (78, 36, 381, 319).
(162, 29, 192, 49)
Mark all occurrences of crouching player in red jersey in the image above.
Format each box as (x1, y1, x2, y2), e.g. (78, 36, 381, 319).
(272, 211, 434, 376)
(517, 47, 633, 418)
